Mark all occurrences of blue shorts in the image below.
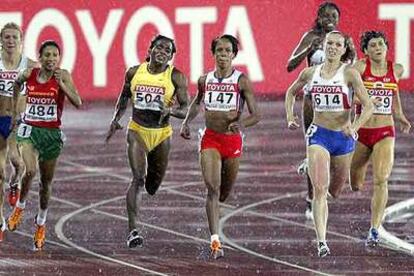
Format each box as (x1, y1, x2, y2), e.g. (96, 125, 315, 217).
(306, 124, 356, 156)
(0, 116, 12, 139)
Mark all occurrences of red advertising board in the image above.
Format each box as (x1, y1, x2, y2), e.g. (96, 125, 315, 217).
(1, 0, 413, 100)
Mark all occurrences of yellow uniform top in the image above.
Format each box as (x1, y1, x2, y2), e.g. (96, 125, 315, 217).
(130, 62, 175, 112)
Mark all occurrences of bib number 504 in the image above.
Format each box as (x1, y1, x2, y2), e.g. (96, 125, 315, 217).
(136, 92, 161, 104)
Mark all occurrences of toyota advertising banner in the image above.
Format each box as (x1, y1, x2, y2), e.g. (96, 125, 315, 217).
(1, 0, 413, 100)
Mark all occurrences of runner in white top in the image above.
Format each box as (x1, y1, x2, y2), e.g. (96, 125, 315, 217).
(0, 23, 37, 242)
(181, 35, 260, 259)
(285, 31, 374, 257)
(286, 2, 356, 220)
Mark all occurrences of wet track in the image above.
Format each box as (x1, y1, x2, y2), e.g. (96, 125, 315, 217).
(0, 98, 413, 275)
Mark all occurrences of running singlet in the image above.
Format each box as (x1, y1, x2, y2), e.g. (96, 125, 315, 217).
(309, 49, 325, 66)
(308, 64, 353, 112)
(0, 55, 28, 97)
(23, 68, 65, 128)
(130, 62, 175, 112)
(204, 69, 243, 112)
(356, 59, 397, 115)
(304, 49, 325, 96)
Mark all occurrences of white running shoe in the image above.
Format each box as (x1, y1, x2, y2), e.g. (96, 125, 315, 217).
(318, 241, 330, 257)
(297, 158, 308, 176)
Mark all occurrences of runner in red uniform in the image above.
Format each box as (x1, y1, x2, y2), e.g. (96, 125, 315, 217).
(180, 34, 261, 259)
(350, 31, 411, 247)
(7, 40, 82, 250)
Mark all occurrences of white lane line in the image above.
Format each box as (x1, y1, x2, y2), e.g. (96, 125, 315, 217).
(55, 197, 168, 276)
(165, 189, 362, 241)
(53, 172, 104, 182)
(60, 159, 288, 182)
(53, 181, 222, 273)
(58, 158, 412, 270)
(4, 191, 79, 248)
(54, 161, 382, 249)
(86, 197, 233, 250)
(28, 190, 81, 208)
(219, 193, 337, 276)
(380, 198, 414, 255)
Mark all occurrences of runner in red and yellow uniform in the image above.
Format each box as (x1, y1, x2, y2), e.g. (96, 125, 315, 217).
(350, 31, 411, 247)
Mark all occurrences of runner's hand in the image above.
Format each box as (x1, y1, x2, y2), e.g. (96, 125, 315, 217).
(287, 115, 300, 130)
(399, 117, 411, 134)
(105, 120, 123, 143)
(309, 36, 323, 51)
(180, 123, 191, 139)
(228, 121, 243, 134)
(372, 97, 383, 107)
(154, 99, 170, 125)
(343, 124, 357, 139)
(54, 69, 65, 87)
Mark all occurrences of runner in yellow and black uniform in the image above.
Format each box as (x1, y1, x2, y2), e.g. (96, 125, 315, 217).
(106, 35, 189, 248)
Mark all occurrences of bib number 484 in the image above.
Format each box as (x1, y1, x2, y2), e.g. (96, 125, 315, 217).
(25, 104, 57, 121)
(28, 105, 56, 117)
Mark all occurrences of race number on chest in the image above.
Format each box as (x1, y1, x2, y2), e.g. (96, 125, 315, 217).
(0, 71, 18, 97)
(25, 102, 57, 122)
(134, 85, 165, 111)
(367, 85, 393, 115)
(204, 83, 238, 111)
(311, 85, 345, 112)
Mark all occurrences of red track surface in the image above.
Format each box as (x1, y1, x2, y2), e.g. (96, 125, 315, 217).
(0, 98, 413, 275)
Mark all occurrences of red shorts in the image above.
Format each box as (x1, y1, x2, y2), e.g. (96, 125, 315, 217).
(199, 128, 242, 159)
(357, 126, 395, 149)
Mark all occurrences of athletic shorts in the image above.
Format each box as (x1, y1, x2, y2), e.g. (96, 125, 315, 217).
(357, 126, 395, 149)
(16, 123, 64, 161)
(199, 128, 242, 159)
(306, 124, 356, 156)
(127, 120, 172, 152)
(0, 116, 12, 139)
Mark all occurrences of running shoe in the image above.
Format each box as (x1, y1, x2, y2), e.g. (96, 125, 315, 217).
(318, 241, 330, 257)
(0, 223, 6, 241)
(33, 222, 46, 251)
(7, 207, 24, 231)
(305, 199, 313, 220)
(210, 239, 224, 259)
(127, 229, 144, 248)
(366, 228, 379, 247)
(8, 183, 20, 207)
(297, 158, 308, 176)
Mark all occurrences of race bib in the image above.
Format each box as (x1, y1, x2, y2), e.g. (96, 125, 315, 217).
(17, 123, 32, 138)
(0, 79, 15, 97)
(305, 124, 318, 146)
(305, 124, 318, 138)
(25, 103, 58, 122)
(313, 93, 344, 112)
(133, 84, 165, 111)
(134, 91, 164, 111)
(371, 95, 393, 115)
(204, 91, 238, 111)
